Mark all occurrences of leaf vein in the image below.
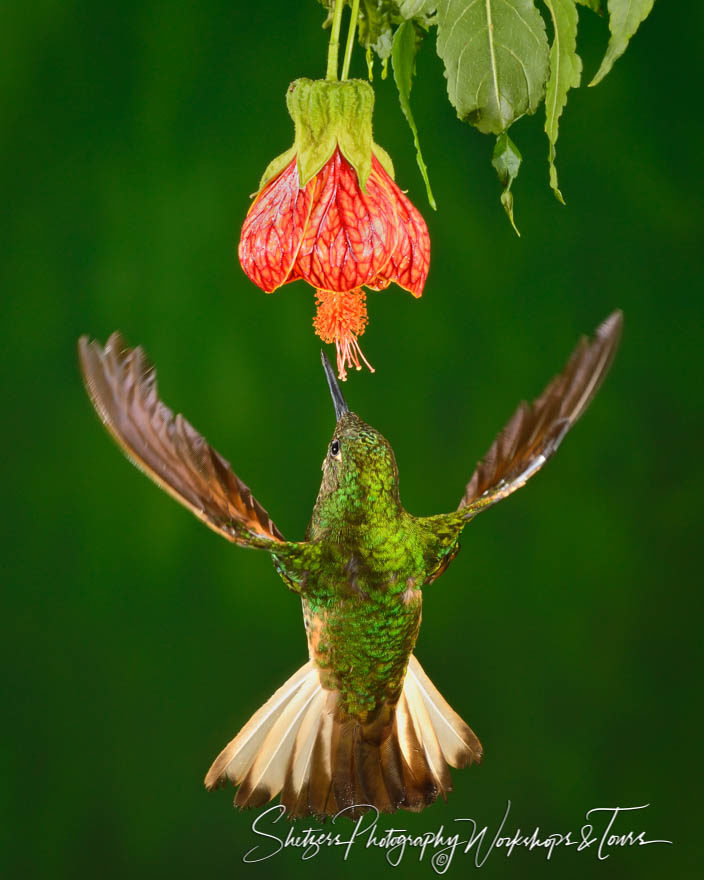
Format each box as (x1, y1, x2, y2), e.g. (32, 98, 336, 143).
(484, 0, 503, 130)
(497, 0, 544, 46)
(499, 43, 529, 105)
(445, 0, 481, 45)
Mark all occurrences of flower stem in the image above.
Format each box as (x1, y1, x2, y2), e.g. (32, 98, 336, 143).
(340, 0, 360, 81)
(325, 0, 346, 82)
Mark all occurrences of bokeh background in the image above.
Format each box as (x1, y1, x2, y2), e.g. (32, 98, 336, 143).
(2, 2, 702, 878)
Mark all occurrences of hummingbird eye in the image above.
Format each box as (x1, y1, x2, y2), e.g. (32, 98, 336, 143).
(330, 440, 341, 459)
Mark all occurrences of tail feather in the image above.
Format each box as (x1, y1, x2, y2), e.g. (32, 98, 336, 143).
(280, 687, 328, 817)
(204, 661, 313, 790)
(288, 688, 326, 793)
(331, 719, 365, 817)
(378, 733, 407, 810)
(407, 655, 482, 768)
(307, 692, 338, 817)
(395, 690, 440, 808)
(235, 674, 321, 808)
(355, 731, 395, 815)
(205, 653, 482, 818)
(403, 672, 453, 797)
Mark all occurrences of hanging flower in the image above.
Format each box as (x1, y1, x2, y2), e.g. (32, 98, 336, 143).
(238, 78, 430, 380)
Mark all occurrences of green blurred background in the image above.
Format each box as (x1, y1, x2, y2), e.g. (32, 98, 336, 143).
(2, 2, 702, 877)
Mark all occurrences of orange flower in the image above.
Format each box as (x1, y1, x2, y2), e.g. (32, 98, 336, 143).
(237, 79, 430, 380)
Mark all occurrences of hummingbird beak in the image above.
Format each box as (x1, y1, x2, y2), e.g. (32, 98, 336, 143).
(321, 351, 350, 421)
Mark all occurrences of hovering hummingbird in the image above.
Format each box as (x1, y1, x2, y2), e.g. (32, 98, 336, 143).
(78, 310, 622, 819)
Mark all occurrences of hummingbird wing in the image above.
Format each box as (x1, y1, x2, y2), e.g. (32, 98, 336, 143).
(78, 332, 285, 548)
(458, 310, 623, 517)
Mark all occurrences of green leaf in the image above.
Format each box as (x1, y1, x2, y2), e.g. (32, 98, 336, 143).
(590, 0, 654, 86)
(492, 132, 522, 235)
(358, 0, 397, 61)
(435, 0, 550, 135)
(397, 0, 438, 16)
(542, 0, 582, 204)
(392, 20, 437, 209)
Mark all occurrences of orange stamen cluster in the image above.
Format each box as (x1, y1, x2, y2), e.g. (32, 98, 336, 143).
(313, 289, 374, 381)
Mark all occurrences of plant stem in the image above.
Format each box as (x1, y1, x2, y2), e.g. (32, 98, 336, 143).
(340, 0, 360, 81)
(326, 0, 346, 82)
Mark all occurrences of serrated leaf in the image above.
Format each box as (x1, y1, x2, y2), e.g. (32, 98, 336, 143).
(492, 133, 522, 234)
(590, 0, 654, 86)
(398, 0, 438, 16)
(435, 0, 550, 135)
(542, 0, 582, 204)
(392, 20, 437, 209)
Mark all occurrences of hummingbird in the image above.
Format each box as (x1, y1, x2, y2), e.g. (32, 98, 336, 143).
(78, 310, 622, 819)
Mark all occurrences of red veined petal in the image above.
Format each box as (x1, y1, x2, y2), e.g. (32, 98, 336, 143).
(368, 156, 430, 298)
(238, 158, 313, 293)
(293, 151, 399, 293)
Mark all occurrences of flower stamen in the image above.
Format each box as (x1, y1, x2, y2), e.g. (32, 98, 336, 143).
(313, 288, 375, 381)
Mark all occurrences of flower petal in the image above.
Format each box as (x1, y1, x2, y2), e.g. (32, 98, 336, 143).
(238, 158, 313, 293)
(369, 156, 430, 298)
(294, 151, 399, 293)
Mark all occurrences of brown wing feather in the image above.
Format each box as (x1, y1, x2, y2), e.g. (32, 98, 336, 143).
(459, 310, 623, 516)
(78, 332, 284, 546)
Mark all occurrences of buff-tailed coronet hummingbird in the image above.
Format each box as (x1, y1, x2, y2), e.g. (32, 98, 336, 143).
(78, 310, 622, 819)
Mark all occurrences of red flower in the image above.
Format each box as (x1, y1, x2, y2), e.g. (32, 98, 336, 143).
(239, 146, 430, 380)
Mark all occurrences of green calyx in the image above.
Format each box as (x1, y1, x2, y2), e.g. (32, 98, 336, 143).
(258, 78, 394, 193)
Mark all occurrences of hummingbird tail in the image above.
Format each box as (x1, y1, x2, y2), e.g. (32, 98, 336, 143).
(204, 654, 482, 818)
(393, 654, 483, 809)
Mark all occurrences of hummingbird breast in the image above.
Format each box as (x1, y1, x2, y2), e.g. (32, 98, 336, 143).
(301, 571, 423, 725)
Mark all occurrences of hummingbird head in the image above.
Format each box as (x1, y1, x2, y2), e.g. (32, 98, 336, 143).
(316, 352, 401, 526)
